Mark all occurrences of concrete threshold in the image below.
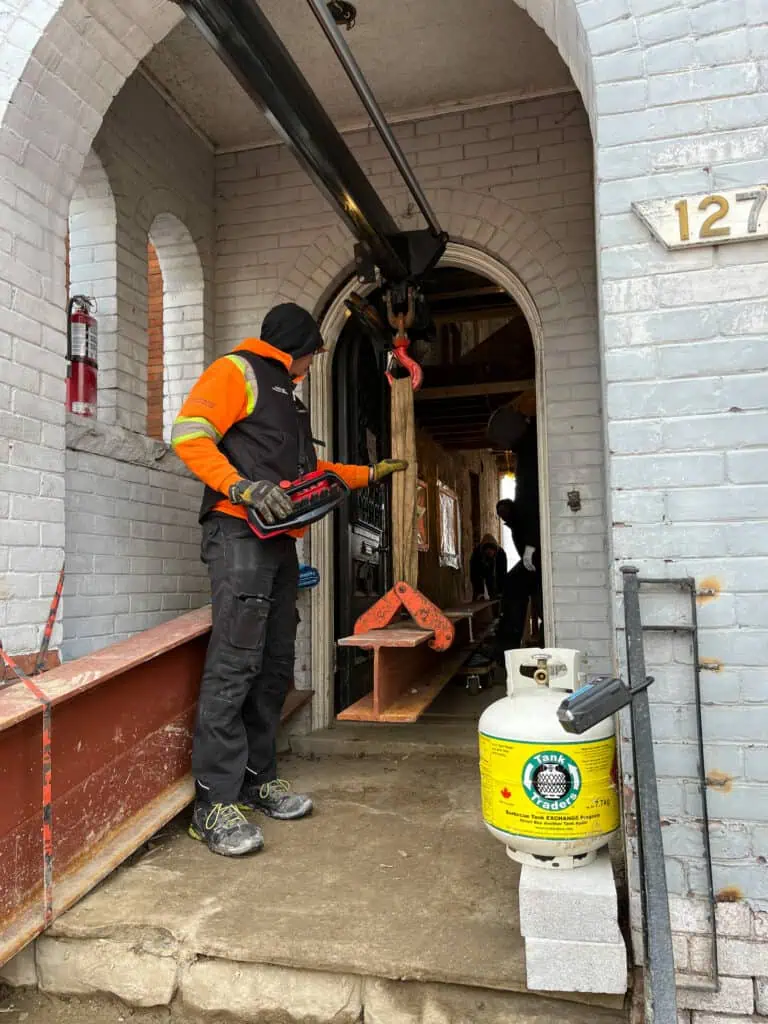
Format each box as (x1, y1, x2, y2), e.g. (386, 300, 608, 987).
(26, 745, 629, 1023)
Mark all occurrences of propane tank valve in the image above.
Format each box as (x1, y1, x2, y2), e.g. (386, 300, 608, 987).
(534, 653, 551, 686)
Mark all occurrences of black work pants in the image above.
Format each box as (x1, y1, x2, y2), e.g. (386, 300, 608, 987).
(495, 562, 543, 652)
(192, 514, 299, 804)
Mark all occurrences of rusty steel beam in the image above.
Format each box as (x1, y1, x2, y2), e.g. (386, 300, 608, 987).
(0, 607, 212, 967)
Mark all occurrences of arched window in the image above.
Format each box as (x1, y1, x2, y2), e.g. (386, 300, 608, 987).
(146, 242, 165, 440)
(147, 213, 206, 442)
(67, 150, 118, 421)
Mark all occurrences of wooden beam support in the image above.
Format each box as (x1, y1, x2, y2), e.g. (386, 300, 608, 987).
(432, 307, 524, 325)
(415, 379, 535, 401)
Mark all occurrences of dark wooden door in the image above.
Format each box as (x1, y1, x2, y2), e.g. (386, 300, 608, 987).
(333, 322, 391, 713)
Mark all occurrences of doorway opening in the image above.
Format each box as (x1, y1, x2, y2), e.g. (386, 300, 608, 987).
(329, 260, 544, 718)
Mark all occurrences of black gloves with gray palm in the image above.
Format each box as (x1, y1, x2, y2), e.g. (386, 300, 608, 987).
(229, 479, 294, 524)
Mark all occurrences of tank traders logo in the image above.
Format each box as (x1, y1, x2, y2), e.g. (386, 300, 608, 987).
(522, 750, 581, 812)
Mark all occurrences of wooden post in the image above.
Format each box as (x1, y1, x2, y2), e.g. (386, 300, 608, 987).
(390, 376, 419, 587)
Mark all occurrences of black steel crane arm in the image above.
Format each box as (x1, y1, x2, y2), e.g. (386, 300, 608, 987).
(175, 0, 446, 284)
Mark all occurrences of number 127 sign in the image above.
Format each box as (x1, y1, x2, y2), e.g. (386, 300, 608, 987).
(632, 185, 768, 250)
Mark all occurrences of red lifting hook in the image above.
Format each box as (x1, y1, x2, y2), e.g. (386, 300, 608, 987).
(385, 288, 423, 391)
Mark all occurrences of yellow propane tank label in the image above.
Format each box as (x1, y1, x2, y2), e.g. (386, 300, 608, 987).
(479, 732, 619, 841)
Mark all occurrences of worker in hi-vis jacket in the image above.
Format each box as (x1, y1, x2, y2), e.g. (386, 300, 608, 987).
(172, 303, 406, 857)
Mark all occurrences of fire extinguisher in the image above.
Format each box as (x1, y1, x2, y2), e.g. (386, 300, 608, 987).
(66, 295, 98, 417)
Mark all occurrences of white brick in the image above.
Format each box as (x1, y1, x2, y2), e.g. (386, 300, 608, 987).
(756, 978, 768, 1016)
(717, 940, 768, 979)
(519, 851, 620, 943)
(678, 977, 755, 1015)
(691, 1016, 757, 1024)
(525, 935, 627, 994)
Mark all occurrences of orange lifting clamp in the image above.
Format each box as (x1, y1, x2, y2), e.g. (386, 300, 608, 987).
(354, 582, 455, 652)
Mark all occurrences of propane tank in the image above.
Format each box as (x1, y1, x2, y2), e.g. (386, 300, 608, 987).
(479, 648, 619, 869)
(66, 295, 98, 418)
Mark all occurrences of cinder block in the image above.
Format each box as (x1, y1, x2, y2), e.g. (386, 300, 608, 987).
(525, 934, 627, 995)
(519, 850, 620, 942)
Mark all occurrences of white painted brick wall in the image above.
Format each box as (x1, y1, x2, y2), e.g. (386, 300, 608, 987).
(62, 416, 207, 658)
(57, 67, 217, 655)
(215, 91, 612, 675)
(90, 70, 214, 434)
(0, 0, 183, 656)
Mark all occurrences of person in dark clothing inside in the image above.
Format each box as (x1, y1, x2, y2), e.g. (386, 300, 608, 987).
(495, 495, 542, 652)
(172, 302, 407, 857)
(496, 413, 542, 651)
(469, 533, 507, 602)
(470, 413, 542, 667)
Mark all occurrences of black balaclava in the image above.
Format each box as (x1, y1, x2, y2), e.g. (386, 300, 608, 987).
(261, 303, 324, 360)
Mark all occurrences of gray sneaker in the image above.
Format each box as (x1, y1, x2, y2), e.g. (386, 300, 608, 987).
(239, 779, 313, 820)
(188, 801, 264, 856)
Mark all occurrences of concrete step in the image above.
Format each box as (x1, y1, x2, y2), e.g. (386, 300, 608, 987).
(3, 752, 629, 1024)
(3, 961, 630, 1024)
(291, 678, 505, 760)
(290, 719, 481, 758)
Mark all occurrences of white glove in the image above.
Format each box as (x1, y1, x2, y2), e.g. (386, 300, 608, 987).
(523, 546, 536, 572)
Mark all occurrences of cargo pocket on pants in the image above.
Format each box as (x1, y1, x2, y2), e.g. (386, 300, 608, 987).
(229, 592, 271, 664)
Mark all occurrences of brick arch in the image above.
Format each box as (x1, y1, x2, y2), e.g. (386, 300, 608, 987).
(279, 188, 587, 327)
(305, 192, 604, 728)
(148, 212, 207, 442)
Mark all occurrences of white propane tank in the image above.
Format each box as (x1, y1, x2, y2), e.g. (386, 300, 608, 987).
(478, 648, 619, 869)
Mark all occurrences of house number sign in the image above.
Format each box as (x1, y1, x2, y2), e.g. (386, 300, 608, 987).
(632, 185, 768, 250)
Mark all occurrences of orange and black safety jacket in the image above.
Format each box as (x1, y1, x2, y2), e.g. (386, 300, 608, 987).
(171, 339, 370, 535)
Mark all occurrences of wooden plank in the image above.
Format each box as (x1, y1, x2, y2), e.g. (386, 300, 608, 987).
(338, 627, 434, 649)
(281, 686, 313, 724)
(415, 379, 534, 402)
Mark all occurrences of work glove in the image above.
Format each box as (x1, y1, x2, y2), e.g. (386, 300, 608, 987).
(522, 545, 536, 573)
(370, 459, 409, 483)
(229, 479, 294, 524)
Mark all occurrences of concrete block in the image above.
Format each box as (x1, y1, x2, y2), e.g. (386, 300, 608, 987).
(519, 850, 621, 943)
(0, 943, 37, 987)
(180, 959, 363, 1023)
(36, 936, 177, 1006)
(525, 935, 628, 995)
(678, 976, 755, 1015)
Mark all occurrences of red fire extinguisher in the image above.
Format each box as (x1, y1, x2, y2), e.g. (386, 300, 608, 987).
(66, 295, 98, 417)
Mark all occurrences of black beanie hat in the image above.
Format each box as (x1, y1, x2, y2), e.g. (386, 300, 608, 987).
(261, 303, 324, 359)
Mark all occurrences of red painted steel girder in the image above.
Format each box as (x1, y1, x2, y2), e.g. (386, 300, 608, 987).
(0, 606, 212, 968)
